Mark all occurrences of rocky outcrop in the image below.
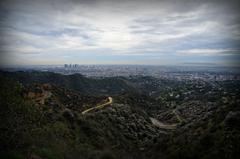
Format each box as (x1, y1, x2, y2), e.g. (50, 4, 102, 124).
(23, 84, 52, 105)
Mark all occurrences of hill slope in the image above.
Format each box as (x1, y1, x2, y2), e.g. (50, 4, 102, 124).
(0, 71, 138, 95)
(1, 71, 240, 159)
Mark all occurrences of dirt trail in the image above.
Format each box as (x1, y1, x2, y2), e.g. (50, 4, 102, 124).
(81, 97, 113, 115)
(81, 96, 183, 131)
(173, 109, 183, 124)
(150, 117, 177, 130)
(150, 108, 183, 130)
(35, 91, 52, 105)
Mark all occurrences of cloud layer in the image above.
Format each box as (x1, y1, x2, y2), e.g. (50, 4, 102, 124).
(0, 0, 240, 66)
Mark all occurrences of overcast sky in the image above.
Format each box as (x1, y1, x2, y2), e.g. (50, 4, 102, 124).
(0, 0, 240, 66)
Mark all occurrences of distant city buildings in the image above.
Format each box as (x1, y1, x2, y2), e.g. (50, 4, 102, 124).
(59, 65, 240, 81)
(64, 64, 79, 69)
(4, 64, 240, 81)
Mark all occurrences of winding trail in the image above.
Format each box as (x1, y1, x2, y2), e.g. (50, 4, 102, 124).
(81, 97, 113, 115)
(150, 117, 177, 130)
(81, 96, 183, 131)
(173, 108, 183, 124)
(34, 91, 52, 105)
(150, 108, 183, 130)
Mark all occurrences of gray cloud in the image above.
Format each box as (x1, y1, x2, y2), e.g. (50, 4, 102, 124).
(0, 0, 240, 66)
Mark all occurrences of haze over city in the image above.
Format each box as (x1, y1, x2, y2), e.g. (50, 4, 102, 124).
(0, 0, 240, 66)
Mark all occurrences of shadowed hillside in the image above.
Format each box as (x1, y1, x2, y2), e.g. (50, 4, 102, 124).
(0, 71, 138, 95)
(0, 71, 240, 159)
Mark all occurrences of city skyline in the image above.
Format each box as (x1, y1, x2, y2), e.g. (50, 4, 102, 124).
(0, 0, 240, 66)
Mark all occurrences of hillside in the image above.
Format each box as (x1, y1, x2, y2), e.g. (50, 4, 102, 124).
(0, 71, 138, 95)
(0, 75, 164, 159)
(0, 71, 240, 159)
